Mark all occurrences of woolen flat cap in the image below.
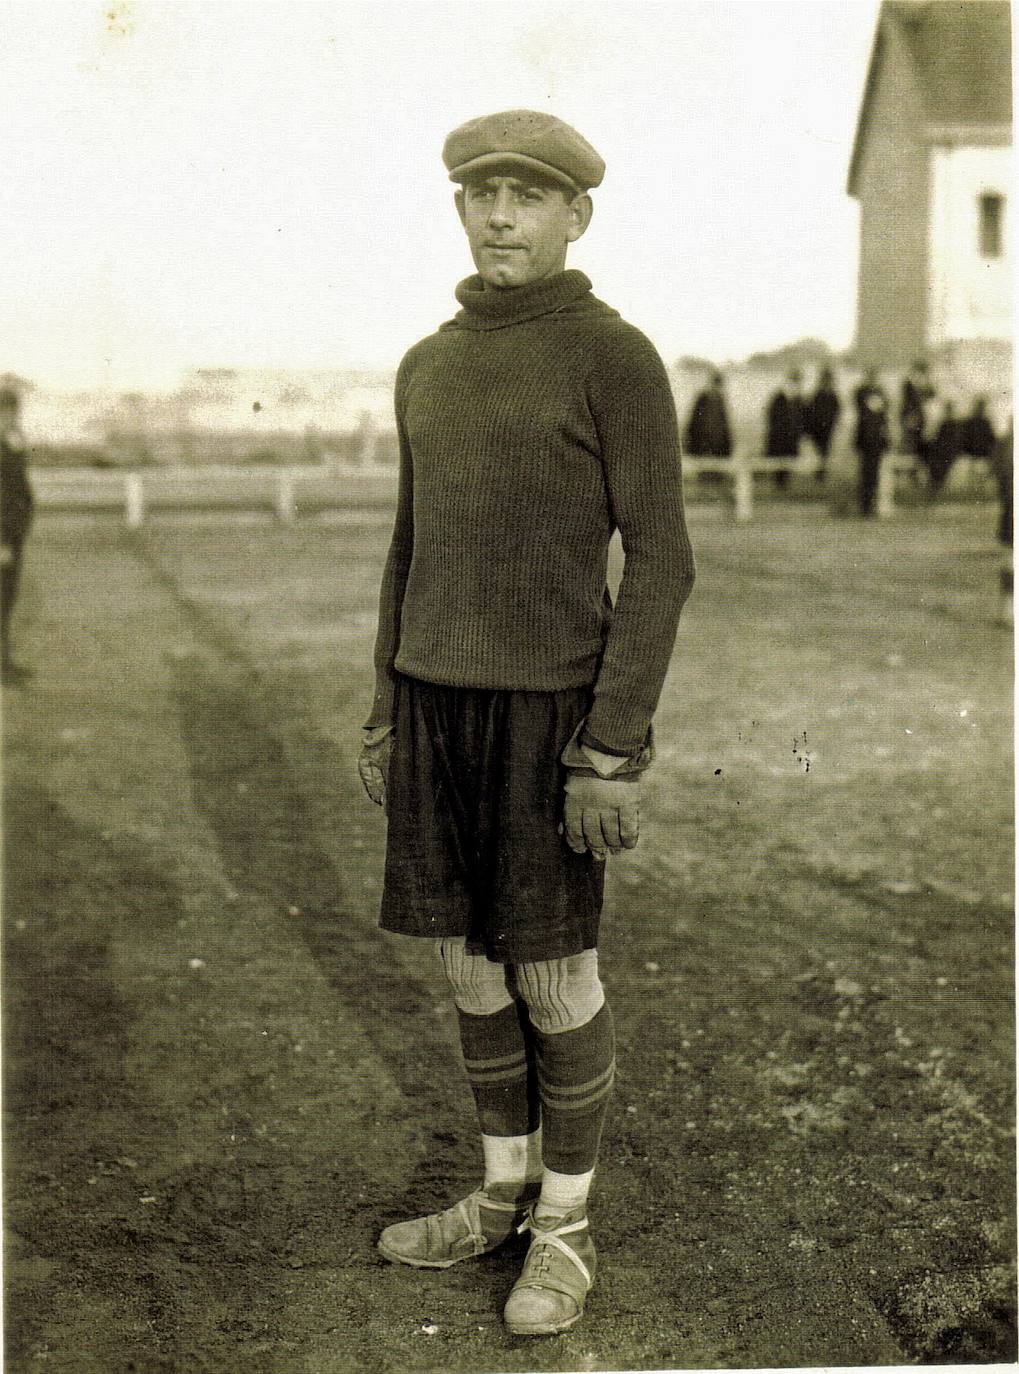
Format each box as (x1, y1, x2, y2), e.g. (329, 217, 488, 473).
(443, 109, 605, 192)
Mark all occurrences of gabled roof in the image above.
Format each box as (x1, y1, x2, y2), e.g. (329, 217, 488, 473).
(847, 0, 1012, 196)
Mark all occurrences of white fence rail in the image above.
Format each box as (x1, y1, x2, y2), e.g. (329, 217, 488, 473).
(682, 451, 921, 521)
(32, 452, 934, 525)
(32, 463, 400, 524)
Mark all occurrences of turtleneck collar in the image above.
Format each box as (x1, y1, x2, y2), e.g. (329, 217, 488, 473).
(449, 268, 593, 331)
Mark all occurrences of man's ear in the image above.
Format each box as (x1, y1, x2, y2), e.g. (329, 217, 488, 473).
(454, 188, 467, 229)
(566, 193, 593, 244)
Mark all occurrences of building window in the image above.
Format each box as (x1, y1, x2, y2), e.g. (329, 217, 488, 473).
(979, 192, 1004, 258)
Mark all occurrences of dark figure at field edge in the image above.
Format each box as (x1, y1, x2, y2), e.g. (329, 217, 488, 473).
(1, 386, 34, 685)
(899, 359, 935, 468)
(358, 109, 694, 1338)
(990, 418, 1013, 626)
(853, 370, 890, 517)
(804, 366, 841, 480)
(765, 368, 804, 490)
(685, 370, 732, 458)
(927, 401, 964, 496)
(963, 395, 996, 462)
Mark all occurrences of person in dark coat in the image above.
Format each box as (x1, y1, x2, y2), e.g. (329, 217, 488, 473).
(765, 368, 804, 489)
(927, 401, 964, 495)
(684, 370, 732, 458)
(962, 395, 996, 461)
(1, 386, 34, 684)
(990, 418, 1013, 625)
(805, 365, 841, 480)
(899, 359, 935, 460)
(853, 369, 890, 516)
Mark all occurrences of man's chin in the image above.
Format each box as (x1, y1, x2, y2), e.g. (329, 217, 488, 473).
(477, 261, 566, 291)
(478, 265, 528, 290)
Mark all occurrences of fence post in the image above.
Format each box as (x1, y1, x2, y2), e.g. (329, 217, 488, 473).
(303, 423, 323, 464)
(275, 470, 296, 523)
(359, 411, 377, 468)
(876, 453, 896, 519)
(124, 473, 145, 528)
(733, 452, 753, 523)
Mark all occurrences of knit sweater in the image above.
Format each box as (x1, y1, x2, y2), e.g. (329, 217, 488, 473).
(366, 269, 695, 756)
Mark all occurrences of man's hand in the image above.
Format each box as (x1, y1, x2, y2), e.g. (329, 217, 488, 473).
(358, 725, 394, 807)
(0, 544, 13, 568)
(563, 772, 641, 861)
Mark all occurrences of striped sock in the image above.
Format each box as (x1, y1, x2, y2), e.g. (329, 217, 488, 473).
(534, 1002, 615, 1176)
(457, 1001, 540, 1138)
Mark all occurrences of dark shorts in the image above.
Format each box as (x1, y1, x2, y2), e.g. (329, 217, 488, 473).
(380, 676, 605, 964)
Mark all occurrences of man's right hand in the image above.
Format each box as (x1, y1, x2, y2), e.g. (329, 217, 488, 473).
(358, 725, 394, 807)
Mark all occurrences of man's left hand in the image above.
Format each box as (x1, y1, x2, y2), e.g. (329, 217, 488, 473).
(358, 725, 394, 807)
(563, 772, 641, 860)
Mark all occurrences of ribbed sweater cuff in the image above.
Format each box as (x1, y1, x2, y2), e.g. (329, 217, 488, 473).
(581, 706, 653, 759)
(579, 726, 635, 757)
(562, 720, 654, 776)
(364, 676, 397, 730)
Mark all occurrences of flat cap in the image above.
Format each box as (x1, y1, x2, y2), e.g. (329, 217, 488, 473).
(443, 109, 605, 193)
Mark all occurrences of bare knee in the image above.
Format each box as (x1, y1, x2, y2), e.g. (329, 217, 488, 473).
(513, 949, 605, 1034)
(435, 937, 514, 1016)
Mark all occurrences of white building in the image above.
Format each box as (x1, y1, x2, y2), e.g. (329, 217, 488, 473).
(847, 0, 1012, 401)
(927, 142, 1012, 349)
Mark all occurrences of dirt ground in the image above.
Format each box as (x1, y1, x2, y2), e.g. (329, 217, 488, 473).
(3, 498, 1015, 1372)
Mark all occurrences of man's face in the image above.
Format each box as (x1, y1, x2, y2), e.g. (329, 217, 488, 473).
(456, 169, 591, 289)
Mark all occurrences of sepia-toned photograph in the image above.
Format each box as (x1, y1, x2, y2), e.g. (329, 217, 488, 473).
(3, 2, 1014, 1371)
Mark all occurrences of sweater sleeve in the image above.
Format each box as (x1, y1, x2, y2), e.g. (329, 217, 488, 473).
(584, 332, 695, 753)
(363, 359, 415, 728)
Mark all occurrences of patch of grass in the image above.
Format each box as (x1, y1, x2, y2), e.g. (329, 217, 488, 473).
(4, 504, 1013, 1370)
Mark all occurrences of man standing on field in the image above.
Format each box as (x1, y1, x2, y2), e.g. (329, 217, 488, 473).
(1, 386, 35, 686)
(358, 109, 695, 1337)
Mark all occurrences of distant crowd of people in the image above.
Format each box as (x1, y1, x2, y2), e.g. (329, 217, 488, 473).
(683, 359, 1009, 519)
(683, 359, 1012, 623)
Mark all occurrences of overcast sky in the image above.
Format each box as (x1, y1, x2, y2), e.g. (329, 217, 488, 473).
(7, 0, 879, 391)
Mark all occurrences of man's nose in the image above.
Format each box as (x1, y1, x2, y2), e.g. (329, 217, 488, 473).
(487, 186, 515, 227)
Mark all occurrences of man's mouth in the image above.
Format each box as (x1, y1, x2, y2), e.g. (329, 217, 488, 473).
(484, 243, 526, 251)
